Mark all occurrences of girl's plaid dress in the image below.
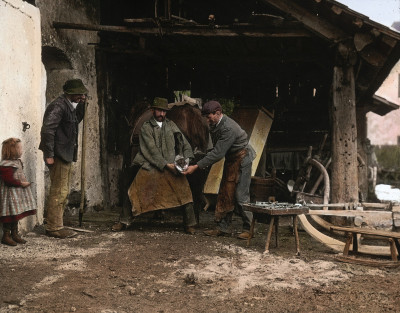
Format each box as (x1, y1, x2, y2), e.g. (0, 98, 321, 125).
(0, 159, 36, 223)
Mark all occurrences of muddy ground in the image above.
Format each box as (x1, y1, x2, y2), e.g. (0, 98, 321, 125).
(1, 208, 400, 313)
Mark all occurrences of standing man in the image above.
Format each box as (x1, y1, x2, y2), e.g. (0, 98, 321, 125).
(112, 97, 197, 234)
(39, 79, 88, 239)
(183, 101, 256, 239)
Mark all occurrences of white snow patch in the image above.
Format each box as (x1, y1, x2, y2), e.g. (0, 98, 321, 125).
(375, 184, 400, 203)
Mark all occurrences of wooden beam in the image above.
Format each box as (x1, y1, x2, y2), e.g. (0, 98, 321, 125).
(123, 18, 156, 24)
(331, 64, 359, 204)
(359, 47, 387, 67)
(352, 18, 363, 28)
(53, 21, 311, 38)
(354, 32, 374, 52)
(261, 0, 348, 42)
(53, 22, 141, 34)
(308, 210, 389, 217)
(331, 5, 343, 15)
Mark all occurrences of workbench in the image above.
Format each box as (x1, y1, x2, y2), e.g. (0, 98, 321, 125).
(243, 203, 309, 255)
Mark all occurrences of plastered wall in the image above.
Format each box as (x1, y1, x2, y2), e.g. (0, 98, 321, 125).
(0, 0, 45, 231)
(0, 0, 103, 235)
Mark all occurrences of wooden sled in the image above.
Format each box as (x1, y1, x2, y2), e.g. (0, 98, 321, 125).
(294, 152, 393, 257)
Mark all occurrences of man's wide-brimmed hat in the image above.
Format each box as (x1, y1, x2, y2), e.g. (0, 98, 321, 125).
(63, 79, 88, 95)
(151, 97, 169, 111)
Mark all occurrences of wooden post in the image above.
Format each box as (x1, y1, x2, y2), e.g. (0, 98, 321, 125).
(356, 107, 368, 201)
(264, 217, 275, 253)
(293, 215, 300, 256)
(96, 50, 111, 210)
(331, 42, 359, 204)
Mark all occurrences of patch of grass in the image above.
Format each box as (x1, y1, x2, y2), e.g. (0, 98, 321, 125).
(374, 145, 400, 169)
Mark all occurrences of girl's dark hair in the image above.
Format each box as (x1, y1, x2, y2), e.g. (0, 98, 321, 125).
(1, 138, 21, 160)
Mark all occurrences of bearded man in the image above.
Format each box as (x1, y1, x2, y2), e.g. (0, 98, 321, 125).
(112, 97, 197, 234)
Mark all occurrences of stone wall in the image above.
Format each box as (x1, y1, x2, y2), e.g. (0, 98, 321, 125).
(0, 0, 44, 232)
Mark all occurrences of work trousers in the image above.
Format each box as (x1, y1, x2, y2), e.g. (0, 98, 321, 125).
(216, 152, 253, 233)
(45, 157, 72, 231)
(182, 202, 197, 227)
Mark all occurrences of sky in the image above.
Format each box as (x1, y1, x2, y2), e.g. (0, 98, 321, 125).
(338, 0, 400, 28)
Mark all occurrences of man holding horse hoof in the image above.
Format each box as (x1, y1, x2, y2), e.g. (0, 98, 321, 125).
(112, 97, 197, 234)
(183, 100, 256, 240)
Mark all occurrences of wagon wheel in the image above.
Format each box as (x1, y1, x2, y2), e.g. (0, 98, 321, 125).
(293, 156, 333, 231)
(295, 152, 366, 232)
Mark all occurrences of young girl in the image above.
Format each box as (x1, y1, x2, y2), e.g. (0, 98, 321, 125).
(0, 138, 36, 246)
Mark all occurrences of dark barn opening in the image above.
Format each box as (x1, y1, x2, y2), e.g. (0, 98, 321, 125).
(53, 0, 399, 208)
(94, 0, 336, 207)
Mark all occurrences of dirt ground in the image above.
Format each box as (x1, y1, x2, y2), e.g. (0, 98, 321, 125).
(1, 208, 400, 313)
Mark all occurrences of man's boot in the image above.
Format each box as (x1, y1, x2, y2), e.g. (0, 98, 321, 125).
(1, 230, 17, 246)
(11, 223, 27, 244)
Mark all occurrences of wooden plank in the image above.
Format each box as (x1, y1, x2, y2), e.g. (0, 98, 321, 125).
(307, 210, 390, 217)
(392, 205, 400, 213)
(330, 226, 400, 239)
(389, 239, 398, 261)
(306, 203, 358, 208)
(249, 108, 274, 176)
(362, 202, 391, 210)
(343, 233, 352, 256)
(262, 0, 347, 42)
(53, 22, 311, 38)
(202, 158, 224, 194)
(123, 18, 156, 24)
(64, 226, 94, 233)
(298, 214, 347, 252)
